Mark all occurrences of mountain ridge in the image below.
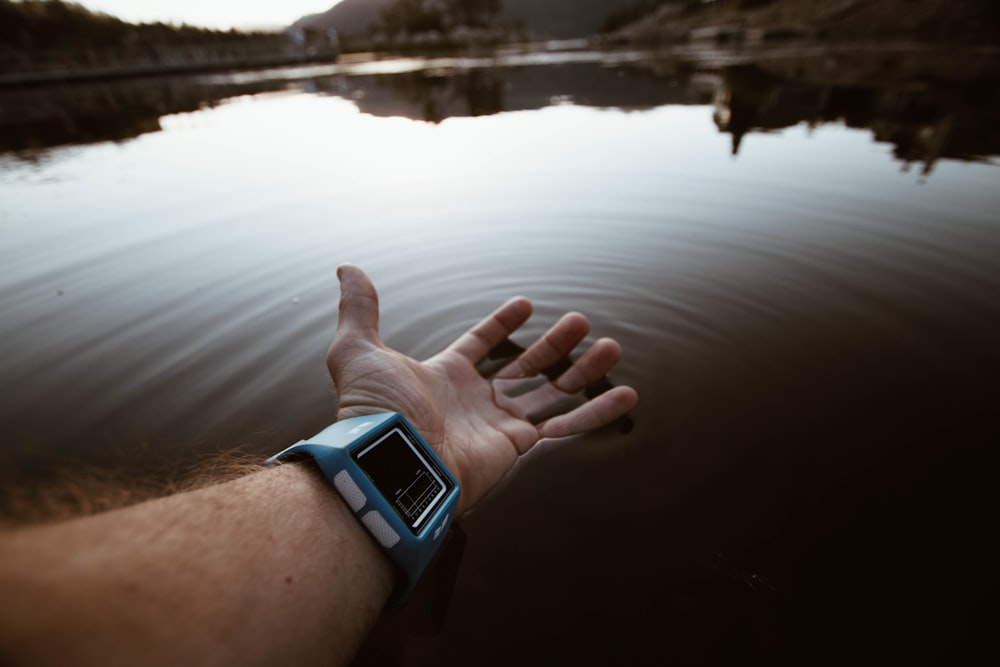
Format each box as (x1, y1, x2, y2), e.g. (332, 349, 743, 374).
(294, 0, 638, 40)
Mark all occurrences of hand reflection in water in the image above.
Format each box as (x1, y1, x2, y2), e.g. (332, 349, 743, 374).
(328, 264, 639, 515)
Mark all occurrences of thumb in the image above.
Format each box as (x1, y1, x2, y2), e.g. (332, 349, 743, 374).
(335, 263, 382, 344)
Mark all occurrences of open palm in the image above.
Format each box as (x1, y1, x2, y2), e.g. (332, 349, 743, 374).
(327, 264, 638, 515)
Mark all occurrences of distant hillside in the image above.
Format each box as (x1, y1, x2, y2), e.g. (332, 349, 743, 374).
(0, 0, 319, 83)
(609, 0, 1000, 45)
(295, 0, 638, 40)
(503, 0, 637, 38)
(293, 0, 394, 37)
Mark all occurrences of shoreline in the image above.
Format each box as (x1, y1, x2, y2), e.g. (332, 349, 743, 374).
(0, 53, 340, 89)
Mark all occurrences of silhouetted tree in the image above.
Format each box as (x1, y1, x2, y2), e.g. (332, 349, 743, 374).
(376, 0, 502, 38)
(451, 0, 501, 28)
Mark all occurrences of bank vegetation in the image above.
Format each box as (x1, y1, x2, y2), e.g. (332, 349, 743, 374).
(0, 1, 336, 85)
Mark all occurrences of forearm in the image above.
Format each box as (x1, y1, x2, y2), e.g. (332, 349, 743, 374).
(0, 462, 394, 666)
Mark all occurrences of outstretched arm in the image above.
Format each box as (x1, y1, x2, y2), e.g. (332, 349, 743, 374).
(0, 265, 637, 666)
(0, 462, 394, 667)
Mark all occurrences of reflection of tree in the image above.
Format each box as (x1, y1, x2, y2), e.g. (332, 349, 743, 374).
(316, 61, 712, 123)
(6, 48, 999, 175)
(0, 76, 289, 155)
(713, 58, 1000, 174)
(377, 68, 505, 122)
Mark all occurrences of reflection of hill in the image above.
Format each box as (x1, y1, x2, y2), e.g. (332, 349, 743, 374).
(709, 50, 1000, 174)
(313, 61, 712, 123)
(4, 48, 998, 175)
(0, 76, 289, 154)
(316, 49, 1000, 174)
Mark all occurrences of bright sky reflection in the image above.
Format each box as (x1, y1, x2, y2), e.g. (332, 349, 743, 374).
(145, 93, 732, 232)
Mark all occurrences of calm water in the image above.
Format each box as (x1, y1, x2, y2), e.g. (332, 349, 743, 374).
(2, 46, 999, 664)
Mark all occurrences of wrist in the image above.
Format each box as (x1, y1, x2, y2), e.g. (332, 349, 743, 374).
(273, 460, 396, 604)
(269, 414, 460, 602)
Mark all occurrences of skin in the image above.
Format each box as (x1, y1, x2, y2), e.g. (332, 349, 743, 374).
(0, 264, 638, 666)
(329, 264, 640, 516)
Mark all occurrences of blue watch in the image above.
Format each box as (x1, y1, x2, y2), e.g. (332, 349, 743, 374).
(266, 413, 460, 601)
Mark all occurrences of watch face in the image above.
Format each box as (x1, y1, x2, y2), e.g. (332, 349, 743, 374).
(352, 424, 454, 535)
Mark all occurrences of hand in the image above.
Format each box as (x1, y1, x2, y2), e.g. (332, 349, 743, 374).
(327, 264, 638, 515)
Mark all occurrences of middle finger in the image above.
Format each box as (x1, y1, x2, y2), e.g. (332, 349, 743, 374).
(495, 312, 590, 380)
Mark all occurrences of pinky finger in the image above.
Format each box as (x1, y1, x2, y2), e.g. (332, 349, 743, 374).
(537, 386, 638, 439)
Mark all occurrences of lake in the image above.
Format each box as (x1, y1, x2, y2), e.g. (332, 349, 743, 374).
(2, 45, 999, 664)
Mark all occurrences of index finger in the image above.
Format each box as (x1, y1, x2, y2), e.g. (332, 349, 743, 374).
(445, 297, 533, 364)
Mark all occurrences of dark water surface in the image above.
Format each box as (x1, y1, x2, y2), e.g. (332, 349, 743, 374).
(2, 46, 999, 663)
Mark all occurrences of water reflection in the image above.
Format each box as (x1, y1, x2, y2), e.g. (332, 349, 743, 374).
(712, 50, 1000, 174)
(3, 46, 999, 174)
(317, 59, 712, 122)
(0, 75, 294, 155)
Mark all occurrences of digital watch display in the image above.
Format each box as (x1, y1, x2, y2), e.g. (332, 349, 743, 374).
(351, 425, 453, 535)
(266, 413, 460, 602)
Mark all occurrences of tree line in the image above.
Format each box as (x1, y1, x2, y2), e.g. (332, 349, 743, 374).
(0, 0, 279, 52)
(0, 1, 329, 79)
(376, 0, 503, 40)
